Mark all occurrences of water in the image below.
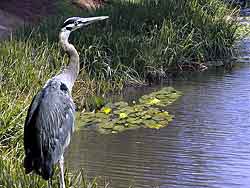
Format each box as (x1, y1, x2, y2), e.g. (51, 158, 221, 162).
(66, 11, 250, 188)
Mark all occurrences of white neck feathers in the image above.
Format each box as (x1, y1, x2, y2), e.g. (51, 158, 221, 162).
(53, 30, 80, 93)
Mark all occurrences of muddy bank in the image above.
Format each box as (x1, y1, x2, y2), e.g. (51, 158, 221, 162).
(0, 9, 23, 38)
(0, 0, 56, 22)
(0, 0, 56, 38)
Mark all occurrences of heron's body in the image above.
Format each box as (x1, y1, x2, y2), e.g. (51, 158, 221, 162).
(23, 16, 108, 188)
(24, 80, 75, 180)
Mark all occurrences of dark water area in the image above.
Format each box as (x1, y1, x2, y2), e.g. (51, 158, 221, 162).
(66, 11, 250, 188)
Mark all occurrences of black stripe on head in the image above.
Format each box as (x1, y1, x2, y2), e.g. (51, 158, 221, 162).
(66, 26, 73, 31)
(62, 18, 75, 28)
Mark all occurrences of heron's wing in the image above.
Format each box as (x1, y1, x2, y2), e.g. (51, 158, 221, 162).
(24, 91, 43, 160)
(24, 81, 75, 179)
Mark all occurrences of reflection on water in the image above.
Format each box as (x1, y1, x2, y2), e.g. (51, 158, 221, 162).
(66, 13, 250, 188)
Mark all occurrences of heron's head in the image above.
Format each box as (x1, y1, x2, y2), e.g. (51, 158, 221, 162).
(61, 16, 109, 32)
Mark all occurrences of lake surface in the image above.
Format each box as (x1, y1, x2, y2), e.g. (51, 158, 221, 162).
(66, 10, 250, 188)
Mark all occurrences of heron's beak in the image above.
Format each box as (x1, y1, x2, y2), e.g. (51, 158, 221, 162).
(78, 16, 109, 27)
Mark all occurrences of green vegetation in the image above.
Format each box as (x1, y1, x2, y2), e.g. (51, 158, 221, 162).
(0, 152, 109, 188)
(78, 87, 181, 134)
(0, 0, 241, 187)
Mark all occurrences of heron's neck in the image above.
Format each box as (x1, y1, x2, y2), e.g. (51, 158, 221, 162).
(56, 31, 80, 92)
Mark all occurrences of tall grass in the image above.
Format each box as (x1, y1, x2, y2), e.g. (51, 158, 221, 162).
(17, 0, 239, 75)
(0, 0, 240, 186)
(0, 152, 109, 188)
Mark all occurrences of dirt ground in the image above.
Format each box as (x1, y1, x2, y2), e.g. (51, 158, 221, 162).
(0, 0, 105, 38)
(0, 9, 23, 38)
(0, 0, 56, 22)
(0, 0, 56, 38)
(72, 0, 105, 9)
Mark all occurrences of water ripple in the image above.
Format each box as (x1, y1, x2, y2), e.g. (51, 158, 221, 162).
(66, 15, 250, 188)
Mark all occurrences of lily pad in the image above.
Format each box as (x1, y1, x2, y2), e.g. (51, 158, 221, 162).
(147, 124, 165, 129)
(119, 113, 128, 119)
(127, 124, 140, 129)
(113, 125, 125, 132)
(127, 117, 141, 124)
(98, 128, 112, 134)
(108, 101, 129, 109)
(143, 114, 152, 119)
(95, 112, 109, 119)
(100, 122, 114, 129)
(147, 98, 161, 105)
(77, 87, 181, 134)
(139, 87, 181, 107)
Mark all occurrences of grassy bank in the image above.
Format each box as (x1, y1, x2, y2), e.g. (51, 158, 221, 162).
(0, 152, 108, 188)
(0, 0, 240, 186)
(1, 0, 240, 108)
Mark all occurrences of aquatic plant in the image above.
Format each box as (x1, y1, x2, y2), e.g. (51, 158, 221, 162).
(77, 87, 181, 134)
(139, 87, 181, 106)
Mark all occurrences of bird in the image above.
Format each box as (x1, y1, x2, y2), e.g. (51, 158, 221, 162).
(23, 16, 109, 188)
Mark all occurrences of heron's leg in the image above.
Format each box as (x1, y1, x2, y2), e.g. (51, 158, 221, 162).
(59, 155, 66, 188)
(48, 179, 52, 188)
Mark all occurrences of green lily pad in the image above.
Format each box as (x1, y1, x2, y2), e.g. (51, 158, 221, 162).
(77, 87, 181, 134)
(108, 101, 129, 109)
(119, 112, 128, 119)
(116, 119, 127, 124)
(127, 124, 140, 129)
(113, 125, 125, 132)
(127, 117, 143, 124)
(139, 87, 181, 107)
(143, 114, 152, 119)
(146, 124, 165, 129)
(101, 122, 114, 129)
(143, 119, 157, 126)
(98, 128, 112, 134)
(95, 112, 109, 119)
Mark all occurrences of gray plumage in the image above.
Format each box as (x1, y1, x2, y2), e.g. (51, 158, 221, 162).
(24, 80, 75, 180)
(23, 16, 108, 188)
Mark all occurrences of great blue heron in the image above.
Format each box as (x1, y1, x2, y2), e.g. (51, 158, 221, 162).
(23, 16, 108, 188)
